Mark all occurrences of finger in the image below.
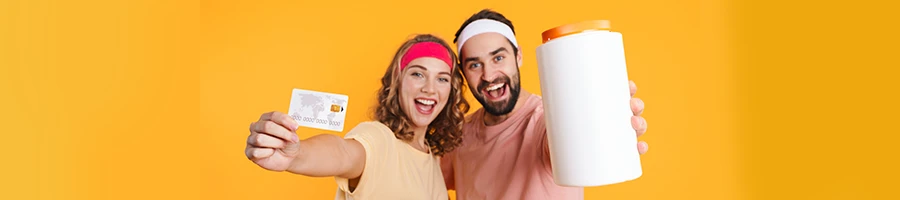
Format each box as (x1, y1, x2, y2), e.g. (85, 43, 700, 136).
(631, 98, 644, 115)
(637, 141, 649, 155)
(632, 116, 647, 137)
(251, 120, 299, 143)
(245, 144, 252, 159)
(274, 112, 300, 132)
(258, 111, 275, 121)
(246, 146, 275, 160)
(247, 132, 286, 148)
(259, 111, 300, 132)
(250, 147, 275, 160)
(629, 80, 637, 97)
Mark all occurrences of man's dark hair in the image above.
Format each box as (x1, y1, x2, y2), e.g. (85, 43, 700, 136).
(453, 9, 518, 57)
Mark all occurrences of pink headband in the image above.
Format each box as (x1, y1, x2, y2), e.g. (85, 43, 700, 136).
(400, 42, 454, 71)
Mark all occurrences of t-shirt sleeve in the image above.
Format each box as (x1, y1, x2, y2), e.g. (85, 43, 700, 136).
(334, 122, 396, 194)
(534, 106, 553, 171)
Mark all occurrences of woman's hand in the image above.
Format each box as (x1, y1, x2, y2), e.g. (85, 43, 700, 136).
(245, 111, 301, 171)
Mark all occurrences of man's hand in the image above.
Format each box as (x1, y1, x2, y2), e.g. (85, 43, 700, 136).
(629, 80, 649, 154)
(245, 111, 302, 171)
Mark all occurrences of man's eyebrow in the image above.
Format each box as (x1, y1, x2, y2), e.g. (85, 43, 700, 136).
(463, 57, 480, 64)
(489, 47, 508, 56)
(462, 47, 509, 63)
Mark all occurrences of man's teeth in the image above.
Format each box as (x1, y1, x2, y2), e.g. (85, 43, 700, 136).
(486, 83, 505, 91)
(416, 99, 435, 105)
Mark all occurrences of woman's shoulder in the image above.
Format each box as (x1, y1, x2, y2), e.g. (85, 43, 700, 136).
(351, 121, 392, 133)
(345, 121, 396, 143)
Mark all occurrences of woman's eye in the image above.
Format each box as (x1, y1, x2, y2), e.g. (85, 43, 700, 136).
(411, 72, 423, 77)
(438, 77, 450, 82)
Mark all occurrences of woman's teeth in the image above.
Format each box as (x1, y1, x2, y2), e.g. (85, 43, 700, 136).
(415, 99, 435, 105)
(415, 98, 435, 114)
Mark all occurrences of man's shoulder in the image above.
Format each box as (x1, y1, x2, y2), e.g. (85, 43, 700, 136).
(531, 94, 544, 112)
(462, 108, 483, 130)
(523, 94, 547, 130)
(525, 94, 545, 118)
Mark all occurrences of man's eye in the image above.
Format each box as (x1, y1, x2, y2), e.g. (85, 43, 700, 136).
(494, 56, 504, 62)
(470, 63, 482, 69)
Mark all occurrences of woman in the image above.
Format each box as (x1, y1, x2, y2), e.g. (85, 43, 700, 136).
(244, 34, 468, 200)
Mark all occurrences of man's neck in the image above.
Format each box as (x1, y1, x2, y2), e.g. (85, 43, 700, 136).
(483, 90, 532, 126)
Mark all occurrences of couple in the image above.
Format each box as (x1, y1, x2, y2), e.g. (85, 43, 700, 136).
(244, 9, 650, 200)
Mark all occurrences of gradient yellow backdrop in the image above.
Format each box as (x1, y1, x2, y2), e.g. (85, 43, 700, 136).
(2, 0, 897, 199)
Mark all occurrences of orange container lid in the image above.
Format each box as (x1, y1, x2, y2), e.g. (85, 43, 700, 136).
(542, 20, 611, 43)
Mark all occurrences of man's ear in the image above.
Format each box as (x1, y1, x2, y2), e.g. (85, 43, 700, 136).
(516, 48, 523, 68)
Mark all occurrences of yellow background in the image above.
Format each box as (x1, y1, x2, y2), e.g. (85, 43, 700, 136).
(1, 0, 897, 199)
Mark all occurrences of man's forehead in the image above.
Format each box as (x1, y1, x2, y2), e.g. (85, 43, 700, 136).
(460, 32, 512, 57)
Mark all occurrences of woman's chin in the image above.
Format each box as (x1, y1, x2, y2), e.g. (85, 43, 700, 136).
(411, 117, 436, 129)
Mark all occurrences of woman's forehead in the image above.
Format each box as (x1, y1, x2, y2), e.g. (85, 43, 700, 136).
(406, 57, 451, 72)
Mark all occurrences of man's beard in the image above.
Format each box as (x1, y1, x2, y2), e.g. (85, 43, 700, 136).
(473, 71, 522, 116)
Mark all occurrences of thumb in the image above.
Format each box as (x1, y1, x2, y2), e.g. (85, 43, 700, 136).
(280, 139, 302, 158)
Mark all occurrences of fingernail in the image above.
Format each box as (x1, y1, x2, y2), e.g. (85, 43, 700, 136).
(286, 116, 299, 131)
(292, 134, 299, 142)
(638, 141, 648, 153)
(637, 99, 644, 109)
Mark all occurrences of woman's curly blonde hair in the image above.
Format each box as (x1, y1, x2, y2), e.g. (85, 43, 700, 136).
(374, 34, 469, 156)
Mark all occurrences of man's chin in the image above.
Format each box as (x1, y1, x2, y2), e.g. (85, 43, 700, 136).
(474, 95, 515, 115)
(483, 102, 512, 115)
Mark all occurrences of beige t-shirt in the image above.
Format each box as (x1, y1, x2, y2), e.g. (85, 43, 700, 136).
(334, 121, 448, 200)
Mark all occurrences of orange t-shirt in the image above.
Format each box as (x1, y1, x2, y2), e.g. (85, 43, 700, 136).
(441, 94, 583, 200)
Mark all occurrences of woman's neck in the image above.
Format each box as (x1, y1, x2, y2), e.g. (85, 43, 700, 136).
(407, 125, 429, 153)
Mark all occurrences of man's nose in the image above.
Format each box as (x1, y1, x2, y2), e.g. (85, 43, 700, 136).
(482, 63, 502, 82)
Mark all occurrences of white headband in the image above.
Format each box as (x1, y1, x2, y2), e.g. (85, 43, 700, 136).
(456, 19, 519, 54)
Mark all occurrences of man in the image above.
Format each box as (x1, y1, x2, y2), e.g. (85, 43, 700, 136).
(440, 9, 650, 199)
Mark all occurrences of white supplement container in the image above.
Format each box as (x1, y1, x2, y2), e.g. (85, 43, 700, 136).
(535, 20, 643, 187)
